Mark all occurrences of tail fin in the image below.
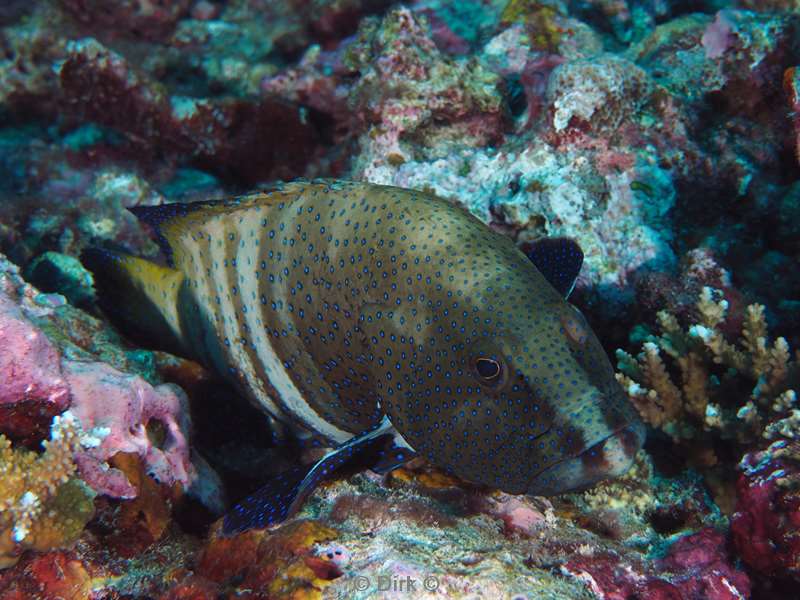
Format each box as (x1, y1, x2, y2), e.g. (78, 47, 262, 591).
(81, 247, 187, 355)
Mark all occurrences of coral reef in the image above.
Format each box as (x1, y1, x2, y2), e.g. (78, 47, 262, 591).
(1, 0, 800, 596)
(0, 253, 196, 498)
(168, 455, 742, 600)
(58, 37, 320, 186)
(0, 551, 95, 600)
(58, 0, 192, 42)
(259, 4, 688, 293)
(563, 527, 751, 600)
(547, 54, 652, 134)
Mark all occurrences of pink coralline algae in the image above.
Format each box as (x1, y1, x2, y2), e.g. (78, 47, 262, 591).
(346, 7, 504, 178)
(0, 254, 194, 499)
(731, 446, 800, 582)
(563, 528, 751, 600)
(702, 11, 736, 60)
(477, 493, 547, 536)
(64, 360, 194, 498)
(0, 265, 70, 444)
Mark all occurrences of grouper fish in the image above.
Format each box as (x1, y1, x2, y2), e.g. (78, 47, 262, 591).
(82, 179, 645, 535)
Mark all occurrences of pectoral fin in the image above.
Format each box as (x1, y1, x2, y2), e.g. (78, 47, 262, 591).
(371, 441, 417, 474)
(222, 419, 405, 536)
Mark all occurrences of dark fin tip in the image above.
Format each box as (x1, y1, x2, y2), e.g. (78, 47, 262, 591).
(129, 199, 246, 265)
(80, 246, 138, 332)
(80, 246, 179, 353)
(221, 465, 307, 536)
(521, 237, 584, 298)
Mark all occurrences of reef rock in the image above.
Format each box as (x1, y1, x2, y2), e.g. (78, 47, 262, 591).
(732, 442, 800, 583)
(0, 253, 195, 497)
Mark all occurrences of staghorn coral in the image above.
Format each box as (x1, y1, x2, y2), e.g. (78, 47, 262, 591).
(617, 286, 799, 451)
(0, 411, 97, 569)
(618, 284, 800, 585)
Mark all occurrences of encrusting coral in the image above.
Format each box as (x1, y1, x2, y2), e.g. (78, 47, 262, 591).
(617, 286, 799, 454)
(0, 411, 97, 569)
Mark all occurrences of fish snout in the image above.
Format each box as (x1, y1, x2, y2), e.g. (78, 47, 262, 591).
(525, 420, 646, 496)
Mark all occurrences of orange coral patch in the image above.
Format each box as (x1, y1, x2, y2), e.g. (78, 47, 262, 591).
(197, 527, 264, 582)
(198, 519, 340, 598)
(0, 552, 91, 600)
(93, 452, 182, 558)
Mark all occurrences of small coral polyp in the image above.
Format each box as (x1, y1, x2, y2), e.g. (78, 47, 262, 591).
(0, 412, 96, 569)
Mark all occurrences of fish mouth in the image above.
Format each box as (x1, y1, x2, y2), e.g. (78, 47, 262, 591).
(524, 421, 646, 496)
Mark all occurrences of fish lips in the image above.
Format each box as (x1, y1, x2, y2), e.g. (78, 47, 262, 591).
(524, 419, 646, 496)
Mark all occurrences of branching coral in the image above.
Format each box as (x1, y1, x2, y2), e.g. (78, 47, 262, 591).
(0, 411, 97, 569)
(617, 286, 799, 447)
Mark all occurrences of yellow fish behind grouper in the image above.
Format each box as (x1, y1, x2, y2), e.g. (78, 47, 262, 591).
(82, 179, 645, 535)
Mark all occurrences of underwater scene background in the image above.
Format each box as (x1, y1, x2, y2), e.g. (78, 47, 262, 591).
(0, 0, 799, 598)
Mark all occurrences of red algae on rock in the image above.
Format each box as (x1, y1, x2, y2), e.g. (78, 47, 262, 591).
(57, 38, 321, 185)
(732, 444, 800, 582)
(563, 528, 750, 600)
(92, 452, 182, 558)
(0, 551, 93, 600)
(59, 0, 191, 41)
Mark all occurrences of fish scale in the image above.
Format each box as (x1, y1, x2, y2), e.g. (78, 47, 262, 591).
(82, 179, 645, 534)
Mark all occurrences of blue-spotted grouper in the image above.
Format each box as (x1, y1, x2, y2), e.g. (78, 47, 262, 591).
(82, 179, 645, 535)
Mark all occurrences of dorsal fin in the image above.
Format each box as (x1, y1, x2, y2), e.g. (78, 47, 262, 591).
(520, 237, 584, 298)
(129, 180, 346, 267)
(129, 194, 268, 267)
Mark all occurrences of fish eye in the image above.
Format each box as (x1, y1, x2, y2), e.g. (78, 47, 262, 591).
(475, 357, 502, 381)
(561, 305, 589, 346)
